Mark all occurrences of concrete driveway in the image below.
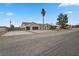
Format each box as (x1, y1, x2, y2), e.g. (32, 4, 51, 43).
(2, 30, 53, 36)
(2, 28, 79, 36)
(29, 30, 53, 33)
(0, 29, 79, 55)
(2, 31, 33, 36)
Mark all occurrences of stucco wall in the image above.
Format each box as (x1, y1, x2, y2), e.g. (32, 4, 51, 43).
(20, 23, 51, 30)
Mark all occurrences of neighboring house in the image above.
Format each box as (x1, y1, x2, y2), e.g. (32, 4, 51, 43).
(0, 26, 8, 31)
(0, 26, 8, 35)
(20, 22, 51, 30)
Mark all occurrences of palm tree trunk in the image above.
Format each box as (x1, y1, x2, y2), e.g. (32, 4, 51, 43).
(43, 16, 44, 30)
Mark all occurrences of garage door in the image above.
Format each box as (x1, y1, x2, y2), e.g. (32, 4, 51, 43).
(32, 27, 38, 30)
(26, 27, 30, 30)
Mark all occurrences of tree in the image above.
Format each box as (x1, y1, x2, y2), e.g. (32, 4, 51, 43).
(10, 24, 14, 31)
(41, 8, 46, 30)
(56, 13, 68, 29)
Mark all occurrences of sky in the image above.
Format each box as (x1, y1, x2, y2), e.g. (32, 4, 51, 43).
(0, 3, 79, 27)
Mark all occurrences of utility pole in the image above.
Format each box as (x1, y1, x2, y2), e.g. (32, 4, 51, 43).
(43, 16, 44, 30)
(9, 18, 12, 27)
(9, 18, 12, 31)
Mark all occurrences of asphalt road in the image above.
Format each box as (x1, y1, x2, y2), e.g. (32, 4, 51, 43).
(0, 30, 79, 56)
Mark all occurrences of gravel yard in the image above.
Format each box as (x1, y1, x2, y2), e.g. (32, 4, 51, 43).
(0, 29, 79, 55)
(2, 29, 78, 36)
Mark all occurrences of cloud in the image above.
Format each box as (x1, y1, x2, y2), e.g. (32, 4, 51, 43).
(6, 12, 14, 16)
(6, 3, 12, 5)
(59, 3, 79, 7)
(5, 3, 12, 6)
(0, 11, 4, 14)
(65, 11, 72, 14)
(29, 17, 33, 20)
(5, 18, 10, 21)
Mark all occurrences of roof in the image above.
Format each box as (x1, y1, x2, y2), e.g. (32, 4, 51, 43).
(0, 26, 8, 28)
(22, 22, 52, 26)
(22, 22, 38, 25)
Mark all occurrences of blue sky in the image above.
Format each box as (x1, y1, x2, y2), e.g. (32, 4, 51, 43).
(0, 3, 79, 27)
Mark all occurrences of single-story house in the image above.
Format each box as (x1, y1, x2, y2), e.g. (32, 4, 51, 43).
(20, 22, 51, 30)
(0, 26, 8, 35)
(0, 26, 8, 31)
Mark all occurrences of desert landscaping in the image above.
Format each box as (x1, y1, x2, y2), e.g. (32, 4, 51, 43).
(0, 3, 79, 56)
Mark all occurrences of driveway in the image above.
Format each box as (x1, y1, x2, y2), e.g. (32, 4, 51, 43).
(0, 29, 79, 55)
(29, 30, 53, 33)
(2, 31, 33, 36)
(2, 30, 54, 36)
(2, 29, 79, 36)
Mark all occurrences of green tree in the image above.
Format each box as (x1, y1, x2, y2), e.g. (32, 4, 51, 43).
(56, 13, 68, 29)
(41, 8, 46, 30)
(10, 24, 14, 31)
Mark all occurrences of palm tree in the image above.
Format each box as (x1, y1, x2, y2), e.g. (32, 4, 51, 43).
(41, 8, 46, 30)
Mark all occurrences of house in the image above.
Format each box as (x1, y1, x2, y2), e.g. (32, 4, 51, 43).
(0, 26, 8, 35)
(0, 26, 8, 31)
(20, 22, 51, 30)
